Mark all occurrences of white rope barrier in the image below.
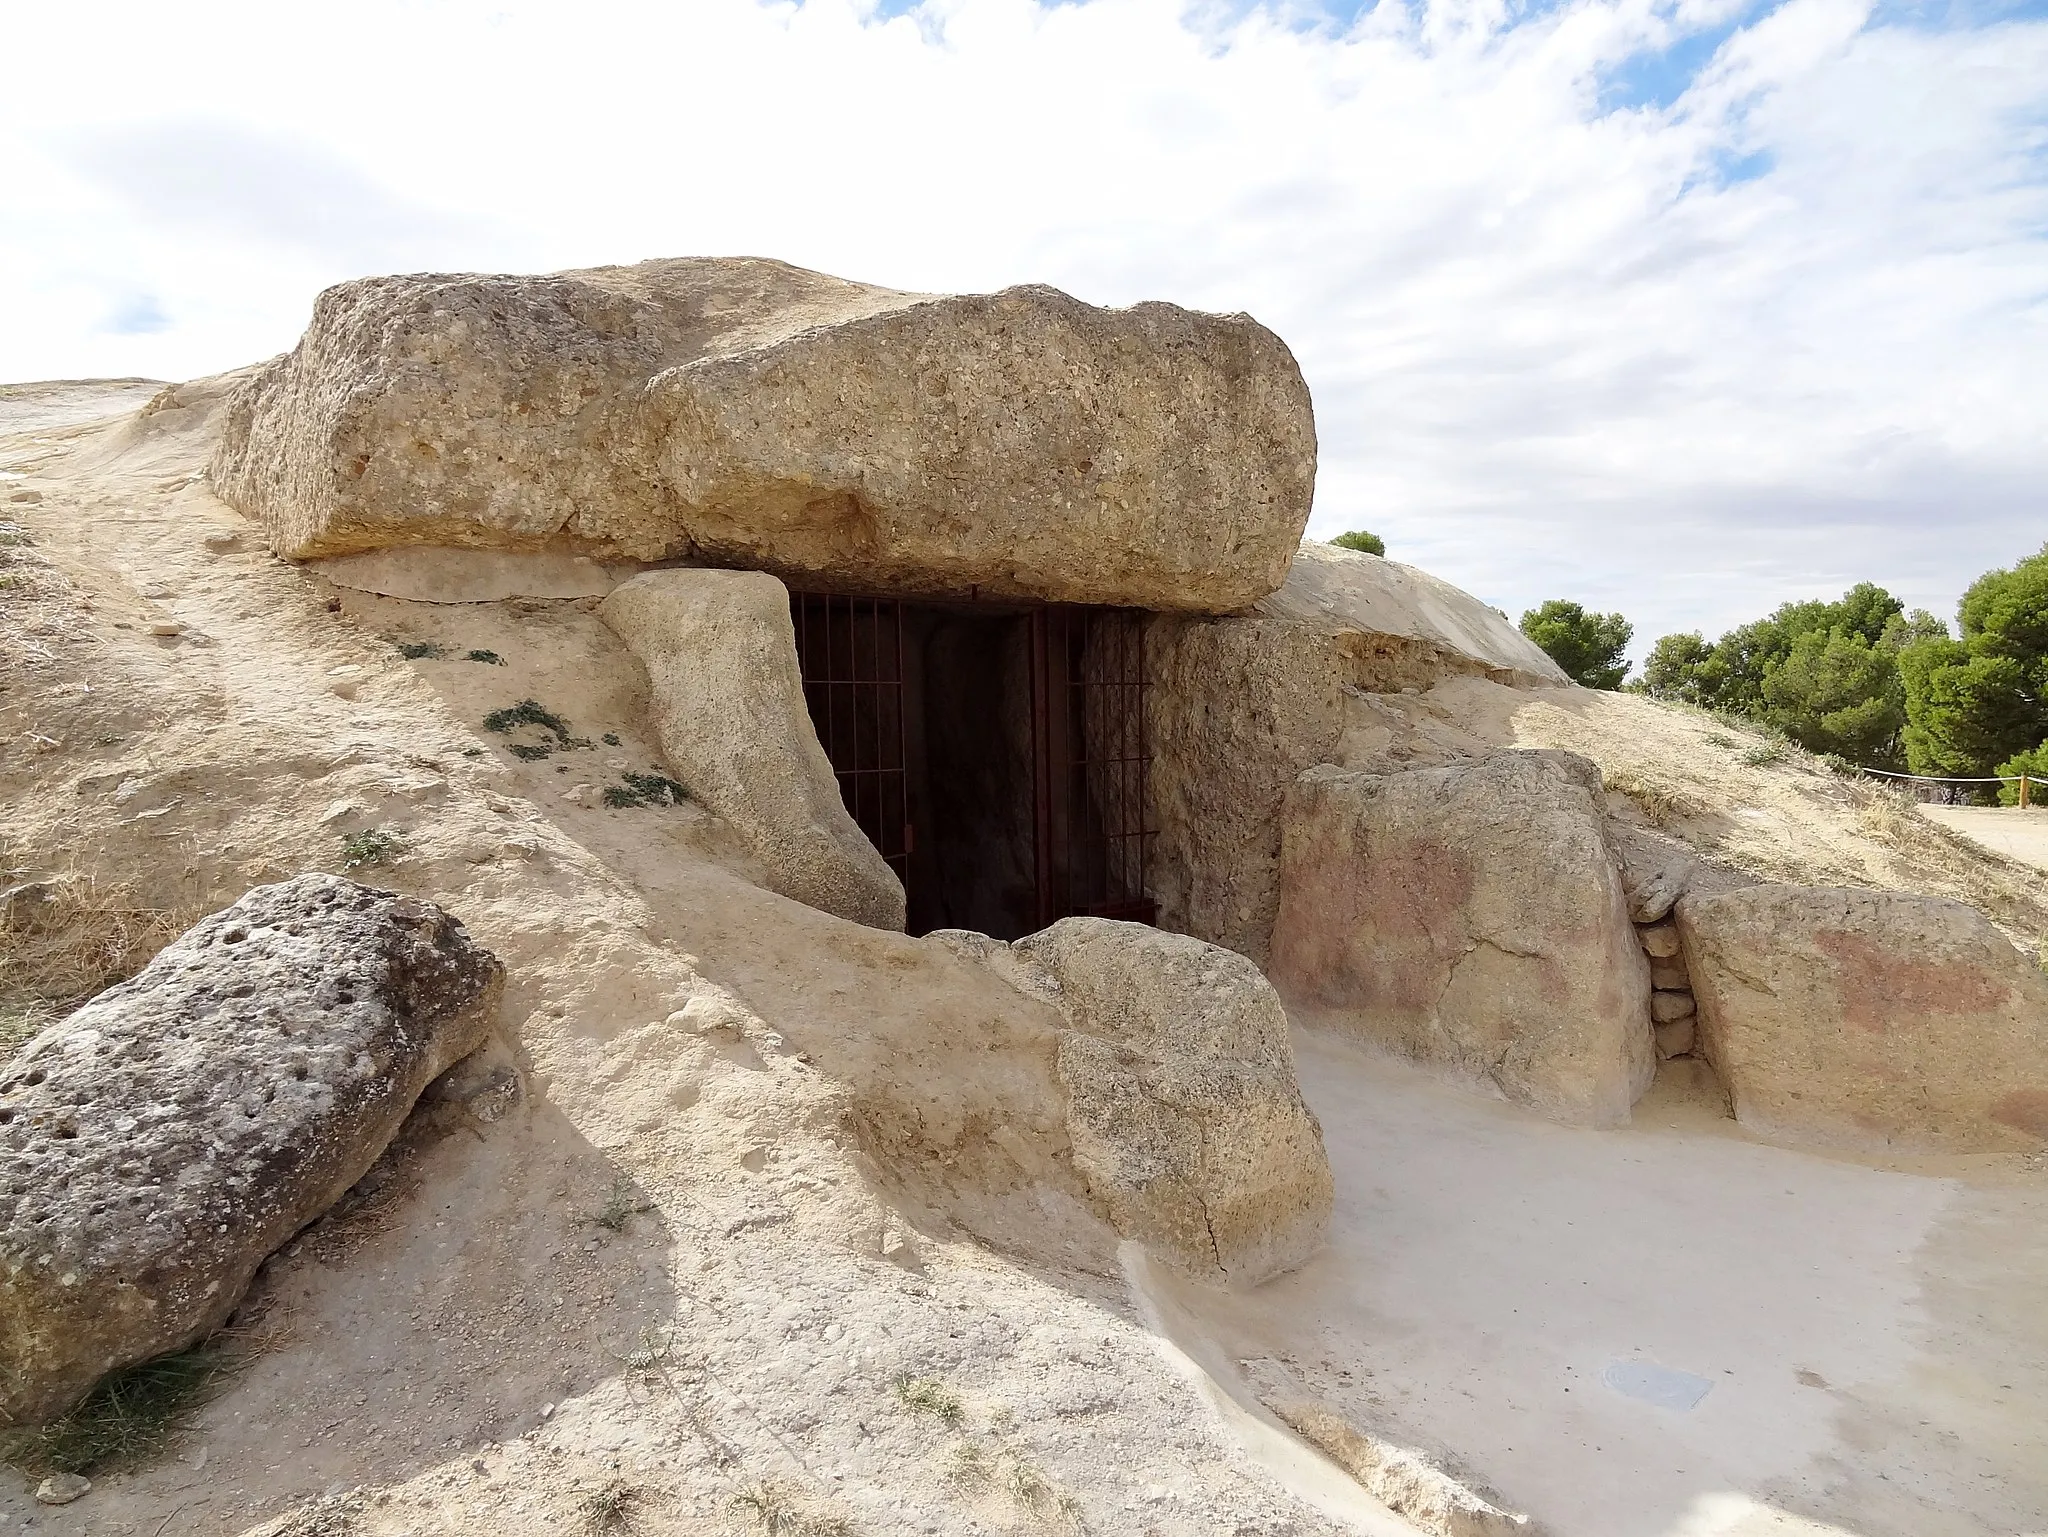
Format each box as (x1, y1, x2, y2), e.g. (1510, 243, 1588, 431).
(1856, 768, 2021, 784)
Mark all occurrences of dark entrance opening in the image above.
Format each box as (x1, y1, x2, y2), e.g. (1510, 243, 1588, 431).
(791, 591, 1154, 940)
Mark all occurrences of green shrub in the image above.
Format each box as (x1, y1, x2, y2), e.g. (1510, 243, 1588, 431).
(603, 771, 688, 809)
(1329, 530, 1385, 556)
(338, 827, 403, 870)
(1520, 601, 1633, 690)
(1995, 742, 2048, 807)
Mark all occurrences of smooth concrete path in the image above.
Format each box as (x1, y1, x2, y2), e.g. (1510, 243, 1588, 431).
(1165, 1029, 2048, 1537)
(1922, 804, 2048, 875)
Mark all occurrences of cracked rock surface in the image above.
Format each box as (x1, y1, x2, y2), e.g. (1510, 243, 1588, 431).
(0, 874, 502, 1423)
(1007, 917, 1333, 1286)
(1679, 883, 2048, 1153)
(1269, 748, 1654, 1127)
(207, 256, 1316, 615)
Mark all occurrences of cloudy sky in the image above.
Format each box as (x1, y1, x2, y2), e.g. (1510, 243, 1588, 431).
(3, 0, 2043, 658)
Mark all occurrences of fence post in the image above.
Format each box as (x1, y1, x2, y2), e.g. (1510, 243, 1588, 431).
(2023, 773, 2031, 810)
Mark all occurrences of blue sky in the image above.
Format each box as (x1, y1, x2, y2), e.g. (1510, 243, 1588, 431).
(2, 0, 2044, 660)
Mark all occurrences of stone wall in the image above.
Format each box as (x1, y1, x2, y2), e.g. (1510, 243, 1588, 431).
(1146, 543, 1569, 965)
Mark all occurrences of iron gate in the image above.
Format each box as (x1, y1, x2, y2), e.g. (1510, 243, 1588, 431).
(789, 592, 913, 892)
(1033, 606, 1156, 929)
(790, 592, 1153, 932)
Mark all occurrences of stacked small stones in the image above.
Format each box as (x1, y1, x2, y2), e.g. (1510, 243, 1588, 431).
(1637, 918, 1697, 1060)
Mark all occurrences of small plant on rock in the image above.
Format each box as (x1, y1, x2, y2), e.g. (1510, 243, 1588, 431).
(484, 698, 569, 737)
(946, 1438, 991, 1486)
(603, 772, 689, 809)
(893, 1373, 965, 1428)
(591, 1175, 649, 1232)
(338, 827, 403, 871)
(732, 1483, 847, 1537)
(578, 1479, 641, 1532)
(394, 640, 445, 660)
(0, 1001, 49, 1060)
(465, 649, 504, 665)
(484, 698, 592, 759)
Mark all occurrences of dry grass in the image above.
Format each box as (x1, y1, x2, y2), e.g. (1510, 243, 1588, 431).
(577, 1479, 643, 1532)
(1851, 783, 2048, 950)
(731, 1481, 850, 1536)
(0, 1343, 241, 1477)
(891, 1373, 964, 1428)
(945, 1437, 1082, 1528)
(1601, 767, 1697, 828)
(0, 865, 192, 1024)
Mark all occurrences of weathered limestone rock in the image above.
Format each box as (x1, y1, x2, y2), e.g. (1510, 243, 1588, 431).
(1147, 545, 1568, 964)
(1257, 543, 1569, 688)
(1650, 990, 1696, 1023)
(1270, 750, 1655, 1126)
(1637, 921, 1681, 958)
(600, 568, 905, 931)
(34, 1474, 88, 1506)
(311, 547, 622, 603)
(1609, 825, 1700, 924)
(1654, 1017, 1696, 1059)
(1145, 613, 1343, 964)
(1678, 885, 2048, 1152)
(209, 257, 1315, 614)
(0, 876, 501, 1423)
(1648, 957, 1690, 990)
(1008, 918, 1332, 1284)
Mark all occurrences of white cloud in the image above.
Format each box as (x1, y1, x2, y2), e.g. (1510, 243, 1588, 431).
(2, 0, 2043, 654)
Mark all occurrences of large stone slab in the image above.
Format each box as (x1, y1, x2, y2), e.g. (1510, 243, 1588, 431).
(1145, 544, 1570, 965)
(310, 546, 622, 603)
(1677, 884, 2048, 1153)
(209, 257, 1315, 614)
(600, 568, 905, 932)
(0, 876, 501, 1423)
(1269, 750, 1655, 1126)
(1000, 918, 1332, 1284)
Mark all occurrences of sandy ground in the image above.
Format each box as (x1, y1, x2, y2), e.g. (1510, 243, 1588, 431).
(1159, 1034, 2048, 1537)
(4, 378, 2046, 1537)
(1922, 807, 2048, 877)
(0, 378, 164, 435)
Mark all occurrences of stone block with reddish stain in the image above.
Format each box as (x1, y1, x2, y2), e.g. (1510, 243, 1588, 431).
(1270, 750, 1655, 1126)
(1677, 884, 2048, 1153)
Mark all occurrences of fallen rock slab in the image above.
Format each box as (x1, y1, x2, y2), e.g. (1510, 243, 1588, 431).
(0, 875, 502, 1424)
(601, 568, 905, 931)
(1008, 918, 1332, 1284)
(210, 257, 1315, 614)
(1146, 546, 1569, 964)
(1678, 884, 2048, 1153)
(1270, 750, 1654, 1126)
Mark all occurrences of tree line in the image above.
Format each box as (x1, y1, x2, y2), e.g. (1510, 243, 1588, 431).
(1511, 543, 2048, 803)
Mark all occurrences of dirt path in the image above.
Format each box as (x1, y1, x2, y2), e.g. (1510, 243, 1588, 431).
(1159, 1032, 2048, 1537)
(1921, 806, 2048, 877)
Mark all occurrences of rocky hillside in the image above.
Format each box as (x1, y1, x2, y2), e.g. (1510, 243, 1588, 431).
(3, 341, 2044, 1537)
